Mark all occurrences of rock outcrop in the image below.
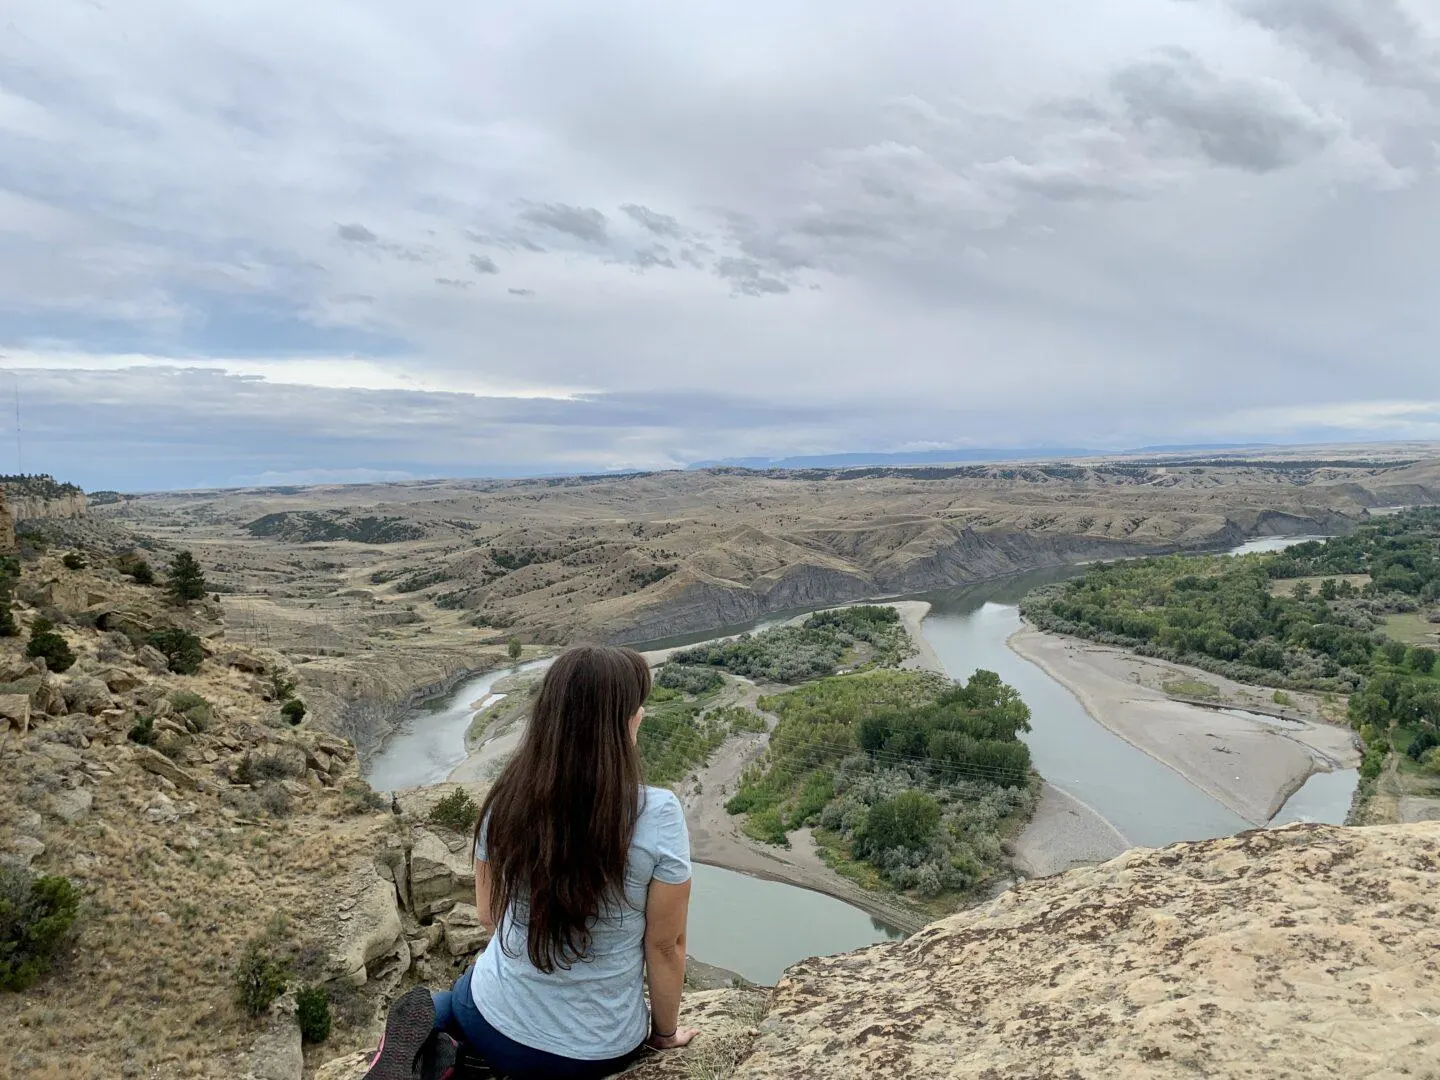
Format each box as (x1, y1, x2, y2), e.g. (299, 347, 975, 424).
(737, 822, 1440, 1079)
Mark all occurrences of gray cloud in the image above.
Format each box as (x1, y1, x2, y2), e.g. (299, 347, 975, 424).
(435, 277, 471, 288)
(518, 202, 609, 244)
(336, 222, 377, 242)
(1227, 0, 1440, 97)
(2, 0, 1438, 488)
(1110, 49, 1342, 172)
(508, 287, 535, 296)
(620, 203, 685, 238)
(714, 256, 790, 296)
(469, 254, 500, 274)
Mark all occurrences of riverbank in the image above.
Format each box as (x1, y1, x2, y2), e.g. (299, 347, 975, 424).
(1008, 624, 1359, 826)
(1012, 782, 1128, 878)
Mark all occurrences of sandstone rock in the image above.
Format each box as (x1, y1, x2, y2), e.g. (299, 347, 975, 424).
(49, 787, 93, 825)
(737, 823, 1440, 1080)
(132, 745, 199, 791)
(244, 1010, 303, 1080)
(223, 649, 269, 674)
(0, 693, 30, 733)
(136, 644, 170, 675)
(144, 793, 179, 825)
(95, 667, 141, 693)
(0, 835, 45, 869)
(0, 657, 40, 682)
(409, 828, 477, 918)
(332, 871, 404, 984)
(439, 902, 489, 957)
(61, 676, 116, 716)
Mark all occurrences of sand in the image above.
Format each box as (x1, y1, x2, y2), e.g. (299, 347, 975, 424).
(1009, 626, 1360, 826)
(1013, 782, 1129, 878)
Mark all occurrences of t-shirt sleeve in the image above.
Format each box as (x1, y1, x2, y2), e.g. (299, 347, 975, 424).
(650, 790, 692, 885)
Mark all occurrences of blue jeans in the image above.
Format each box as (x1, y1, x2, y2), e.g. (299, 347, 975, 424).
(432, 968, 648, 1080)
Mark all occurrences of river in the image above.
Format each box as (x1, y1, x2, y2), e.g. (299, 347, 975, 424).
(363, 533, 1355, 984)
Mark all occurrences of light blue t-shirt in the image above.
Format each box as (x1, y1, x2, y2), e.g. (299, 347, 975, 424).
(469, 786, 692, 1061)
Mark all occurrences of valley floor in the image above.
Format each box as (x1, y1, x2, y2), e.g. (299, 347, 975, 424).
(1008, 624, 1360, 826)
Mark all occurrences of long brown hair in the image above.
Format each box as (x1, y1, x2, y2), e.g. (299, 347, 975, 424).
(475, 645, 651, 972)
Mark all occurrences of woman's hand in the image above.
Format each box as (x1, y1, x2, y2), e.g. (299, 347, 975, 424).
(647, 1026, 699, 1050)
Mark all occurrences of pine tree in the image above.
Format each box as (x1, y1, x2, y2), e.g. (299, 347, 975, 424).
(167, 551, 208, 603)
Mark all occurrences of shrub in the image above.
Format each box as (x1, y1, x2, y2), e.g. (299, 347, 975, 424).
(26, 618, 75, 673)
(856, 791, 942, 856)
(1407, 729, 1440, 761)
(508, 637, 523, 661)
(296, 984, 332, 1044)
(233, 937, 290, 1016)
(1272, 690, 1292, 706)
(169, 690, 213, 730)
(429, 789, 479, 833)
(0, 868, 81, 991)
(166, 551, 208, 603)
(1412, 647, 1438, 675)
(127, 715, 157, 746)
(146, 627, 204, 675)
(62, 552, 86, 570)
(259, 783, 293, 818)
(655, 663, 725, 695)
(120, 555, 155, 585)
(740, 806, 789, 846)
(340, 780, 387, 815)
(280, 699, 307, 725)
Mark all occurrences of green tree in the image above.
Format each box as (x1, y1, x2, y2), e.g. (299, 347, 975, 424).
(0, 868, 80, 991)
(429, 789, 479, 833)
(120, 554, 155, 585)
(0, 557, 18, 638)
(233, 938, 289, 1016)
(26, 618, 75, 673)
(280, 699, 307, 725)
(166, 551, 208, 603)
(1382, 640, 1410, 666)
(507, 637, 523, 661)
(296, 985, 332, 1044)
(1412, 647, 1438, 675)
(146, 627, 204, 675)
(858, 790, 942, 855)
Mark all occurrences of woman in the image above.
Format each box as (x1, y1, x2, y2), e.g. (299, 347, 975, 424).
(366, 645, 698, 1080)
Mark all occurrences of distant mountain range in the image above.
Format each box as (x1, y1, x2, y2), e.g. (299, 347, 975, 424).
(686, 443, 1269, 471)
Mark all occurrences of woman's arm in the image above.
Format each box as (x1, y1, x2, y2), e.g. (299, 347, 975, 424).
(474, 858, 496, 932)
(643, 877, 696, 1048)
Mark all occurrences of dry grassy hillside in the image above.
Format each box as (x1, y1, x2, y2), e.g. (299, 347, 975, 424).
(100, 455, 1440, 653)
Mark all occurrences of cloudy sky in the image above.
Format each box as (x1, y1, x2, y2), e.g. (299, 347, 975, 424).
(2, 0, 1439, 490)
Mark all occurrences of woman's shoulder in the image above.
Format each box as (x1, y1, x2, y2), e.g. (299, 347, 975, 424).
(639, 785, 682, 817)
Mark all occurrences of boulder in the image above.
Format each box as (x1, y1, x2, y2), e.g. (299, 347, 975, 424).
(49, 787, 93, 825)
(0, 693, 30, 733)
(0, 835, 46, 870)
(409, 828, 476, 918)
(144, 793, 180, 825)
(133, 745, 199, 791)
(96, 667, 142, 693)
(223, 650, 268, 674)
(62, 676, 116, 716)
(136, 644, 170, 675)
(0, 658, 41, 683)
(244, 1010, 303, 1080)
(439, 903, 489, 958)
(332, 871, 404, 985)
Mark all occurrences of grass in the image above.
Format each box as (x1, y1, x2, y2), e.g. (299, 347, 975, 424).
(1265, 573, 1371, 597)
(1381, 611, 1440, 648)
(1161, 677, 1221, 700)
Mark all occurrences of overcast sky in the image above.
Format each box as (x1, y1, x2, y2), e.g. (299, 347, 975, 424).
(2, 0, 1439, 490)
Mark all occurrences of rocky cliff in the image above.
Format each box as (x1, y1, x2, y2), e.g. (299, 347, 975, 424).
(314, 821, 1440, 1080)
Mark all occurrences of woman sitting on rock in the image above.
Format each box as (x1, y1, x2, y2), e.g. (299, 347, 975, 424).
(366, 645, 697, 1080)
